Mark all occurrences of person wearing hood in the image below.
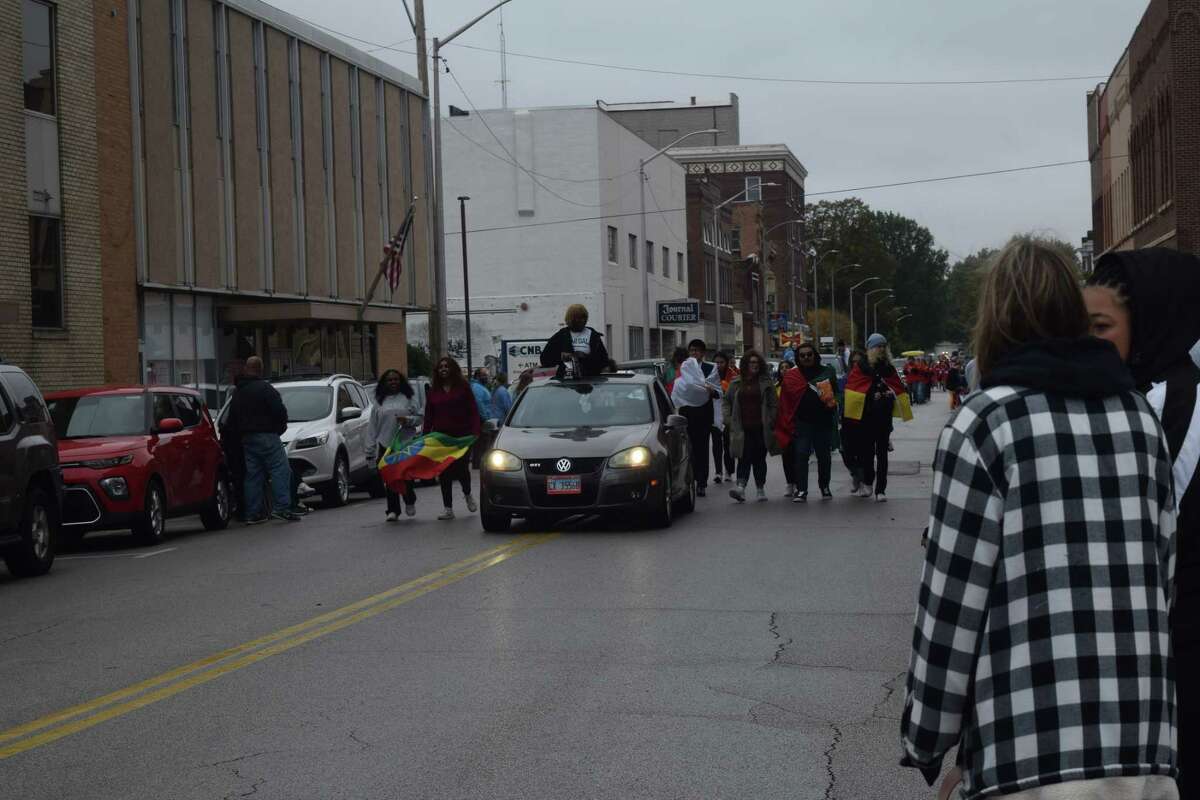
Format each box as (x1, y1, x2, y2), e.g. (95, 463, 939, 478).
(540, 304, 610, 377)
(1086, 247, 1200, 796)
(671, 343, 722, 497)
(902, 237, 1179, 800)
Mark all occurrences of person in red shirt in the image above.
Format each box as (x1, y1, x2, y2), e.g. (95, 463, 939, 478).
(423, 357, 482, 520)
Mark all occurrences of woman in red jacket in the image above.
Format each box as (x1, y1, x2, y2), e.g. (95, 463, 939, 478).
(423, 357, 482, 520)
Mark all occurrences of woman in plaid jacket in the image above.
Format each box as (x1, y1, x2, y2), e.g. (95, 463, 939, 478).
(902, 238, 1179, 799)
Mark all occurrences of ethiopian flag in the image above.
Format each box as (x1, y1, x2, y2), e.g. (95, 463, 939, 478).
(378, 431, 477, 490)
(843, 364, 913, 423)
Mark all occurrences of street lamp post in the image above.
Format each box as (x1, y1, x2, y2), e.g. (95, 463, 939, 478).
(762, 218, 805, 353)
(807, 248, 839, 349)
(863, 288, 891, 341)
(458, 196, 473, 375)
(431, 0, 516, 358)
(709, 183, 778, 356)
(639, 128, 720, 358)
(828, 262, 858, 351)
(848, 277, 879, 346)
(872, 293, 895, 333)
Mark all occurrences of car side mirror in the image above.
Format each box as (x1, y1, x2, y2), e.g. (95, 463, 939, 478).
(482, 418, 499, 434)
(156, 417, 184, 434)
(667, 414, 688, 430)
(338, 406, 363, 422)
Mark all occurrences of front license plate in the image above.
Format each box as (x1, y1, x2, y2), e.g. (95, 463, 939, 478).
(546, 476, 582, 495)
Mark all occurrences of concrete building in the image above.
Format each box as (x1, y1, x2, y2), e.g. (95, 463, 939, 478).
(1087, 0, 1200, 255)
(666, 144, 808, 356)
(0, 0, 104, 390)
(409, 105, 690, 369)
(598, 95, 739, 150)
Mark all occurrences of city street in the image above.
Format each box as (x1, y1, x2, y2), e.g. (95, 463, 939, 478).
(0, 399, 953, 800)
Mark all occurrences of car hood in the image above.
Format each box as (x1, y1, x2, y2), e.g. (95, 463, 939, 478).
(281, 421, 331, 445)
(58, 436, 146, 461)
(495, 423, 654, 458)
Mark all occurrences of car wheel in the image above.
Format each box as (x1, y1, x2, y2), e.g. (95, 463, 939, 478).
(132, 480, 167, 546)
(648, 471, 673, 529)
(4, 486, 57, 578)
(321, 454, 351, 507)
(675, 464, 696, 514)
(200, 472, 232, 531)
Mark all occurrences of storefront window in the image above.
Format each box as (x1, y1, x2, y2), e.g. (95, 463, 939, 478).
(292, 326, 323, 377)
(172, 294, 196, 387)
(143, 293, 172, 385)
(195, 297, 218, 407)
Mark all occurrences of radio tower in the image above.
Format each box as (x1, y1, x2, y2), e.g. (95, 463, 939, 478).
(497, 9, 510, 108)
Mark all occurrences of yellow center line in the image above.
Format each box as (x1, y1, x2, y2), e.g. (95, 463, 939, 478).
(0, 534, 557, 759)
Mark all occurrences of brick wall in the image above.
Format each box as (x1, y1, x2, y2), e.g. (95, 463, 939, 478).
(0, 0, 105, 391)
(376, 320, 408, 375)
(1172, 2, 1200, 252)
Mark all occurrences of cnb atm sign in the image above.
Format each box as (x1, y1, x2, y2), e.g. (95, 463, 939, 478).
(657, 301, 700, 325)
(501, 340, 545, 374)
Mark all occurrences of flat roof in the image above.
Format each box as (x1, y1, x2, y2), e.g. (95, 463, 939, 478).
(597, 98, 734, 112)
(666, 143, 809, 181)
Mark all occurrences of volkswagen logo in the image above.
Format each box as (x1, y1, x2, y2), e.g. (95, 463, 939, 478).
(556, 458, 573, 473)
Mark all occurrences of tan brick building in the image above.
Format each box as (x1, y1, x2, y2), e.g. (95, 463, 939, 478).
(0, 0, 105, 391)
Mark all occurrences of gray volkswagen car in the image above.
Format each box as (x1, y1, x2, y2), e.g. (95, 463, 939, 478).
(479, 373, 694, 532)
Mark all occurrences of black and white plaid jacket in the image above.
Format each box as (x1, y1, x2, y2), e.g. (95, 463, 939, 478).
(902, 376, 1178, 797)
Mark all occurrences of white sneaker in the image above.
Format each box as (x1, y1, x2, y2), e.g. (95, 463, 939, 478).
(784, 483, 796, 498)
(438, 508, 455, 520)
(729, 484, 746, 503)
(756, 486, 768, 502)
(714, 473, 724, 484)
(875, 493, 887, 503)
(465, 495, 478, 513)
(856, 486, 873, 498)
(405, 504, 416, 518)
(385, 512, 399, 522)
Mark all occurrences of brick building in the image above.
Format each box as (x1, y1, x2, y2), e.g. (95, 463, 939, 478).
(1087, 0, 1200, 254)
(0, 0, 104, 390)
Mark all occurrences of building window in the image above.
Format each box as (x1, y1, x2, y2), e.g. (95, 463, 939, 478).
(646, 240, 654, 274)
(607, 226, 619, 263)
(730, 229, 741, 257)
(662, 246, 670, 279)
(704, 254, 715, 302)
(677, 252, 684, 281)
(629, 234, 638, 270)
(744, 176, 762, 203)
(29, 216, 62, 329)
(23, 0, 56, 115)
(628, 326, 644, 359)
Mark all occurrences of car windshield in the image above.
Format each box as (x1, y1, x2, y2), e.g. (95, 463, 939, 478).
(48, 395, 146, 438)
(509, 383, 653, 428)
(277, 386, 334, 423)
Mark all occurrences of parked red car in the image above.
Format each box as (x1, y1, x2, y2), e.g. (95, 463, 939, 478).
(43, 385, 231, 545)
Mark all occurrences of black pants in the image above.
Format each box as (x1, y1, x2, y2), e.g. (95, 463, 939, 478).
(841, 423, 863, 482)
(439, 457, 472, 507)
(1177, 635, 1199, 797)
(712, 426, 734, 476)
(735, 430, 768, 487)
(858, 427, 890, 494)
(792, 420, 832, 494)
(681, 404, 713, 486)
(780, 447, 796, 486)
(378, 445, 416, 514)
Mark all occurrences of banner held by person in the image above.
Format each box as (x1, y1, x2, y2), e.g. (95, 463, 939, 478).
(378, 430, 477, 490)
(842, 363, 913, 422)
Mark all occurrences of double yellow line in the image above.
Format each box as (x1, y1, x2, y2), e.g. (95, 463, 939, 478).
(0, 533, 558, 759)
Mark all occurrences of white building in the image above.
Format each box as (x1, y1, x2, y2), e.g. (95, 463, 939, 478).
(407, 105, 691, 372)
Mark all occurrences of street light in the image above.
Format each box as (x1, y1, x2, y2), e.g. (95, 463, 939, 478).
(639, 128, 721, 359)
(708, 182, 779, 356)
(828, 262, 859, 349)
(848, 277, 879, 346)
(431, 0, 516, 358)
(806, 247, 838, 348)
(863, 288, 891, 340)
(762, 218, 804, 339)
(872, 293, 896, 333)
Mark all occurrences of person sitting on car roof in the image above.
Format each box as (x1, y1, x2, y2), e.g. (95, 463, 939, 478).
(540, 304, 610, 378)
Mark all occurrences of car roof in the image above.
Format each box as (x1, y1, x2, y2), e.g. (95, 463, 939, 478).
(532, 373, 657, 386)
(43, 384, 201, 400)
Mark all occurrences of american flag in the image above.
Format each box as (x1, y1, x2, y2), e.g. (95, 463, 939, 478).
(382, 200, 417, 292)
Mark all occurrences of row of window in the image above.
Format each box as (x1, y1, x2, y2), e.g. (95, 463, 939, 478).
(625, 327, 688, 360)
(606, 226, 685, 281)
(24, 0, 63, 329)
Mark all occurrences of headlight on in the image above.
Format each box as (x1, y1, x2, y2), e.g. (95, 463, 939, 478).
(293, 432, 330, 450)
(81, 454, 134, 469)
(610, 446, 651, 468)
(486, 450, 522, 472)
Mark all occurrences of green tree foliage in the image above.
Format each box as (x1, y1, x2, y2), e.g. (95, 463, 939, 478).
(943, 248, 994, 345)
(871, 211, 949, 350)
(407, 343, 433, 377)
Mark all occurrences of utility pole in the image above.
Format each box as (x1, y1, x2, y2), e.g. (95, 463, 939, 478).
(498, 9, 509, 108)
(412, 0, 428, 93)
(459, 196, 472, 375)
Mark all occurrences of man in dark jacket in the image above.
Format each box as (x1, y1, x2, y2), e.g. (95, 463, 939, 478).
(228, 357, 299, 523)
(540, 304, 609, 377)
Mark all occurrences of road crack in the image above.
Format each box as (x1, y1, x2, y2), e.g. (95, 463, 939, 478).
(0, 620, 68, 645)
(822, 722, 843, 800)
(348, 729, 375, 751)
(202, 751, 276, 768)
(768, 611, 793, 663)
(871, 670, 907, 721)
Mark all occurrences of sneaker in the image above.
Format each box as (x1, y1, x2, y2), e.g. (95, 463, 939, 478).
(245, 515, 268, 526)
(405, 504, 417, 518)
(437, 508, 455, 521)
(851, 478, 863, 494)
(271, 510, 302, 522)
(820, 487, 833, 500)
(875, 493, 887, 503)
(729, 485, 746, 503)
(696, 485, 707, 497)
(887, 441, 895, 452)
(289, 505, 310, 516)
(386, 512, 399, 522)
(792, 491, 808, 504)
(856, 486, 873, 498)
(714, 473, 724, 484)
(784, 483, 796, 498)
(756, 486, 768, 502)
(465, 494, 478, 513)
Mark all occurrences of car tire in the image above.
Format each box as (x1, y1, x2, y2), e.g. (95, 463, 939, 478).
(675, 465, 696, 514)
(4, 485, 57, 578)
(132, 480, 167, 546)
(648, 471, 673, 529)
(321, 453, 351, 507)
(200, 472, 232, 531)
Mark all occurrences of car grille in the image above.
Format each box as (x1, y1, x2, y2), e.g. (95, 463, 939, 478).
(63, 486, 101, 526)
(524, 457, 606, 476)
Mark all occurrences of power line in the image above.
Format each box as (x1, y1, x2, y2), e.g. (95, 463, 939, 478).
(644, 179, 689, 250)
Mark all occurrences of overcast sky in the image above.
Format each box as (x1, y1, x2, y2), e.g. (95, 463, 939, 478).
(275, 0, 1146, 262)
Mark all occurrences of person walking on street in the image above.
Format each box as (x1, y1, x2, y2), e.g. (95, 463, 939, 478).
(227, 356, 300, 523)
(1086, 247, 1200, 797)
(777, 343, 838, 502)
(370, 369, 422, 521)
(845, 334, 908, 502)
(665, 346, 688, 394)
(724, 350, 777, 502)
(903, 236, 1179, 800)
(839, 350, 868, 494)
(671, 340, 722, 496)
(470, 367, 498, 469)
(540, 304, 610, 378)
(491, 373, 514, 420)
(775, 360, 798, 496)
(711, 351, 738, 484)
(424, 358, 481, 520)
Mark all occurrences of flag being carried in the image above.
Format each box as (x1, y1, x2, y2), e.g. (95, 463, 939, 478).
(842, 362, 913, 423)
(378, 430, 477, 491)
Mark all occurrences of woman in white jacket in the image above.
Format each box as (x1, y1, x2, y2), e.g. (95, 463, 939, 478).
(369, 370, 424, 521)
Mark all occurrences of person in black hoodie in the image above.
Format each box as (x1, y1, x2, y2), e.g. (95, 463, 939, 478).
(228, 357, 300, 523)
(1086, 248, 1200, 796)
(540, 304, 610, 377)
(903, 237, 1179, 799)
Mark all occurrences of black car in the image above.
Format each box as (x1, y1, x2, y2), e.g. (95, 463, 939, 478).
(479, 373, 694, 531)
(0, 364, 61, 577)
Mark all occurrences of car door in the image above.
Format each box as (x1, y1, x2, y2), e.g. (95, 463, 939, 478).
(149, 391, 188, 509)
(349, 384, 375, 469)
(171, 394, 208, 505)
(653, 383, 685, 494)
(0, 380, 19, 533)
(334, 382, 366, 474)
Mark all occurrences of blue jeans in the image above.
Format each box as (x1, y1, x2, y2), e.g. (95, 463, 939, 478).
(243, 432, 293, 518)
(792, 420, 833, 494)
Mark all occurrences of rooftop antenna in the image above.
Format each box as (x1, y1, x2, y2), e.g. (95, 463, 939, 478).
(497, 9, 509, 108)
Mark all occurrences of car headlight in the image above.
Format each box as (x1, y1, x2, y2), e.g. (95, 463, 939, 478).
(609, 446, 651, 468)
(486, 450, 522, 472)
(81, 454, 134, 469)
(293, 432, 330, 450)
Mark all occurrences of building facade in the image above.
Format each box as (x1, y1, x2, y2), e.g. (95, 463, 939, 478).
(410, 105, 690, 367)
(1087, 0, 1200, 255)
(0, 0, 105, 390)
(598, 95, 739, 150)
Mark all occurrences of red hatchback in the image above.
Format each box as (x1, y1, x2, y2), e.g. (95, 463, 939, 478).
(44, 385, 231, 545)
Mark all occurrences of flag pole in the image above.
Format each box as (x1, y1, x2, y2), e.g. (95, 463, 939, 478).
(359, 196, 418, 322)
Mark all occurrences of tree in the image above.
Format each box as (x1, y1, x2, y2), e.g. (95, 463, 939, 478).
(407, 343, 433, 377)
(870, 211, 949, 350)
(943, 248, 994, 345)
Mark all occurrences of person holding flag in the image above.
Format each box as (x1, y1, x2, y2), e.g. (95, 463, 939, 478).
(842, 333, 911, 502)
(774, 342, 839, 502)
(370, 369, 423, 521)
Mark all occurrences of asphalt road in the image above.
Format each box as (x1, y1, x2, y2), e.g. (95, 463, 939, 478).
(0, 394, 956, 799)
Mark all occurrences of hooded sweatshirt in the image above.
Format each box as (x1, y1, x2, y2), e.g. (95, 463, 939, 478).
(902, 337, 1178, 799)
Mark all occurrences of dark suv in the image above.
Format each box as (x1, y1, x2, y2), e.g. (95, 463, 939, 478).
(0, 364, 61, 577)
